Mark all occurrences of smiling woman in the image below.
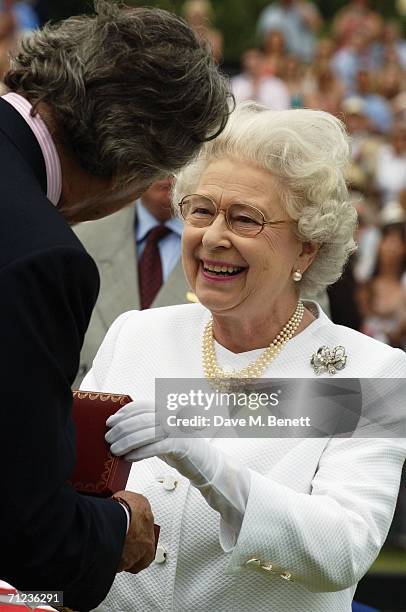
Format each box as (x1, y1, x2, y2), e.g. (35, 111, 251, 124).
(174, 102, 357, 298)
(179, 157, 314, 352)
(81, 102, 406, 612)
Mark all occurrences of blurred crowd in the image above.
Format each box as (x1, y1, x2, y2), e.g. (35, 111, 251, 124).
(0, 1, 43, 79)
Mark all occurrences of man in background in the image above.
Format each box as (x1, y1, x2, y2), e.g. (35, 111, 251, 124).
(75, 177, 190, 387)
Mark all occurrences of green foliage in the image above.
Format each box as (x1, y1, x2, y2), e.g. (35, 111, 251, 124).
(124, 0, 278, 61)
(42, 0, 402, 62)
(316, 0, 398, 18)
(124, 0, 401, 62)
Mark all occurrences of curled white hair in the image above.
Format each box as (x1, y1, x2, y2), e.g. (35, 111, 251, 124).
(173, 102, 357, 296)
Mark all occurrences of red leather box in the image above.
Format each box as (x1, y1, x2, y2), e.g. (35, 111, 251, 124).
(68, 390, 160, 547)
(68, 391, 133, 497)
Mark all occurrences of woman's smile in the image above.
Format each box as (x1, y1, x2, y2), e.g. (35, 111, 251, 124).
(200, 258, 248, 282)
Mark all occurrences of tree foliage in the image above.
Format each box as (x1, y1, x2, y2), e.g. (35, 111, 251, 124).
(41, 0, 401, 63)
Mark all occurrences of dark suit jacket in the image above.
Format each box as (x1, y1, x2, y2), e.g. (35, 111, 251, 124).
(0, 98, 126, 610)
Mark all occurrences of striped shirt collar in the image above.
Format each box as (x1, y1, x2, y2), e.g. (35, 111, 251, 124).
(2, 92, 62, 206)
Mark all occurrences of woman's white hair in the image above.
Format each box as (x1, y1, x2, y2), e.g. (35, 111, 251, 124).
(173, 102, 357, 296)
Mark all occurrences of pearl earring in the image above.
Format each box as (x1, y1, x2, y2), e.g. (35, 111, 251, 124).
(292, 270, 302, 282)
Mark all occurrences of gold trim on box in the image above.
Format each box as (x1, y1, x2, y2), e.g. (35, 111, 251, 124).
(72, 453, 114, 493)
(73, 391, 128, 405)
(69, 391, 130, 493)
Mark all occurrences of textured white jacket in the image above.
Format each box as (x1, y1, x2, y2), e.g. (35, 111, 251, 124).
(82, 302, 406, 612)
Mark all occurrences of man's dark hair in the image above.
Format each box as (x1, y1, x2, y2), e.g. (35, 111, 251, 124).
(4, 0, 232, 184)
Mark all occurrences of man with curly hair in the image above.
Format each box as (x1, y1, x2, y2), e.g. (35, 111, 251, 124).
(0, 1, 231, 609)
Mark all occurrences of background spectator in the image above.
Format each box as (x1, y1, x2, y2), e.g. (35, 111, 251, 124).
(182, 0, 223, 62)
(0, 1, 15, 82)
(231, 47, 290, 108)
(74, 177, 190, 387)
(262, 28, 286, 76)
(381, 19, 406, 69)
(0, 0, 39, 83)
(353, 68, 393, 133)
(282, 53, 311, 107)
(257, 0, 323, 63)
(375, 121, 406, 205)
(305, 59, 345, 115)
(12, 0, 39, 33)
(358, 217, 406, 348)
(333, 0, 381, 50)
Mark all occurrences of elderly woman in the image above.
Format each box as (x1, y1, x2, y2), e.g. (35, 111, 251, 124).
(82, 103, 406, 612)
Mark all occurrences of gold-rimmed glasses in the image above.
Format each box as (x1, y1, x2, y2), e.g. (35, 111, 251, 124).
(178, 194, 291, 238)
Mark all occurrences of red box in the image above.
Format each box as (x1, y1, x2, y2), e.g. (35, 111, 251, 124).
(68, 391, 133, 497)
(69, 391, 160, 548)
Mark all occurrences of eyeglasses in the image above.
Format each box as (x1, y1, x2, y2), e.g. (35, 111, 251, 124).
(178, 194, 291, 237)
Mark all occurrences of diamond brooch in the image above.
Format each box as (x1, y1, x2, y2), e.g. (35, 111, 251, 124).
(311, 345, 347, 375)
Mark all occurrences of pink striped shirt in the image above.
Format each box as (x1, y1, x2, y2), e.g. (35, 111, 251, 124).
(1, 93, 62, 206)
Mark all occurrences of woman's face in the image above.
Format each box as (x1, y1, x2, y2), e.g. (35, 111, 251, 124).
(181, 158, 315, 320)
(378, 227, 406, 267)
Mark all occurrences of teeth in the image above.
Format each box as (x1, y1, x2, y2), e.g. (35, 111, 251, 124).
(203, 263, 243, 274)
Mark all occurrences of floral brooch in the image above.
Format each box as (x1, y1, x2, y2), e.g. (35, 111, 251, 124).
(311, 345, 347, 375)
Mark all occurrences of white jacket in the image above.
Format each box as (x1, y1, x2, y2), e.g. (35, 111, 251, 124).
(82, 302, 406, 612)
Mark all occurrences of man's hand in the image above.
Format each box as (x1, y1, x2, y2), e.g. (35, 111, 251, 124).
(114, 490, 155, 574)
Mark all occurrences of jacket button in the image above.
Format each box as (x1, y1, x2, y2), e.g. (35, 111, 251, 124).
(157, 475, 178, 490)
(260, 562, 274, 572)
(163, 475, 178, 490)
(245, 558, 261, 567)
(154, 545, 167, 564)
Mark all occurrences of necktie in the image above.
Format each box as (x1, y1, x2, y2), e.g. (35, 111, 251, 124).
(138, 225, 170, 309)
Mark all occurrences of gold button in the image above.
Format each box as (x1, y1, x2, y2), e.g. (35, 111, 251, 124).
(280, 571, 293, 581)
(245, 558, 262, 567)
(260, 562, 274, 572)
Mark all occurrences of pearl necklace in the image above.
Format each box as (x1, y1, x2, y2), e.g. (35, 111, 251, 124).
(202, 301, 304, 386)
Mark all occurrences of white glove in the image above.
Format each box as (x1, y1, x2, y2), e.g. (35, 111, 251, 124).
(106, 400, 251, 549)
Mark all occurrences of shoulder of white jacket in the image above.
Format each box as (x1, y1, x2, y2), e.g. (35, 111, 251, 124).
(114, 302, 209, 328)
(320, 321, 406, 372)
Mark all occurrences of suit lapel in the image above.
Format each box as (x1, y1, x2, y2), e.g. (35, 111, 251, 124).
(152, 258, 189, 308)
(88, 205, 189, 330)
(94, 206, 140, 330)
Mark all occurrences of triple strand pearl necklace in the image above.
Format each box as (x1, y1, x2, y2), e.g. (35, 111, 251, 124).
(202, 300, 305, 382)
